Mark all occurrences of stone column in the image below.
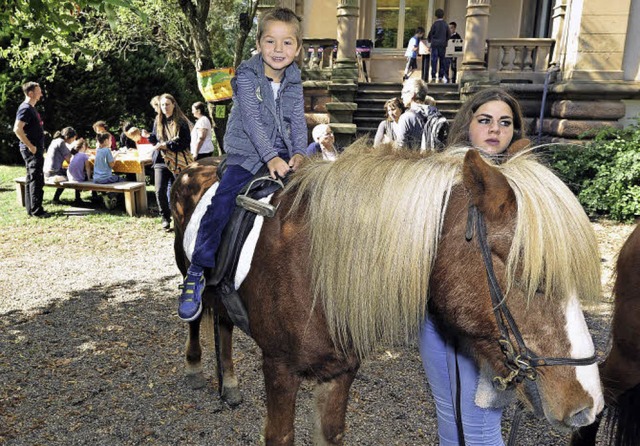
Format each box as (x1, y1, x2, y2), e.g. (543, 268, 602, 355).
(335, 0, 359, 71)
(458, 0, 492, 86)
(549, 0, 568, 67)
(328, 0, 360, 146)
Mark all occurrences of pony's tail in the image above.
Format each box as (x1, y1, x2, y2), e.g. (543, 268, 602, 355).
(604, 382, 640, 446)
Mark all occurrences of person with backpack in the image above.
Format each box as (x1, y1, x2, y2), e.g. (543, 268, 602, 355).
(396, 78, 449, 151)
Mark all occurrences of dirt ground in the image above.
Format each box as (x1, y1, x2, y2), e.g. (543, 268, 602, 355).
(0, 218, 635, 445)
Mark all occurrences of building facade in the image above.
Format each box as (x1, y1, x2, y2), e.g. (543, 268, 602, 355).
(260, 0, 640, 141)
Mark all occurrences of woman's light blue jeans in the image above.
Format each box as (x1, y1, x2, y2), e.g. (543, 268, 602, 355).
(419, 316, 504, 446)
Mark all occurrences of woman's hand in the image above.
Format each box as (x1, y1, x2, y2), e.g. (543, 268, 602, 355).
(288, 154, 305, 171)
(267, 156, 290, 179)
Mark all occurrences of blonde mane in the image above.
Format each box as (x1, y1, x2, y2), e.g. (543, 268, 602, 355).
(285, 142, 601, 358)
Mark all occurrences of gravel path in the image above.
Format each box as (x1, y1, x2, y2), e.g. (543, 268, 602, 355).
(0, 217, 635, 445)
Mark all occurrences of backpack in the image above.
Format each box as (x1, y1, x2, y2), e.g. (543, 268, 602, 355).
(421, 109, 449, 151)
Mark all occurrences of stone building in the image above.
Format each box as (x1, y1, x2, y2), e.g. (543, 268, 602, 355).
(259, 0, 640, 143)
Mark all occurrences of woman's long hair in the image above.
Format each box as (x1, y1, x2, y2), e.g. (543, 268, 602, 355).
(155, 93, 192, 142)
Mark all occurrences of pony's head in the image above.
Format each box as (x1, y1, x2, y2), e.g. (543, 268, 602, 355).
(430, 148, 604, 430)
(287, 143, 604, 429)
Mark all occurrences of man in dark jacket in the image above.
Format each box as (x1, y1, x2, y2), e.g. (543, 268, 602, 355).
(427, 9, 451, 83)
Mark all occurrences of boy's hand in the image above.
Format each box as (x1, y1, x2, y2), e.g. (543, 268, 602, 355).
(267, 156, 290, 179)
(288, 154, 305, 172)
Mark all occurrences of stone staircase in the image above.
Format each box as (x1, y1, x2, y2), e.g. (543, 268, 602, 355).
(353, 82, 462, 138)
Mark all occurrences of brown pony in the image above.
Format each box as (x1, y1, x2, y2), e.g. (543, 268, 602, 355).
(571, 224, 640, 446)
(171, 144, 604, 445)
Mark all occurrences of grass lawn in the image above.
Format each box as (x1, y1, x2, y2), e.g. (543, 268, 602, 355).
(0, 164, 161, 236)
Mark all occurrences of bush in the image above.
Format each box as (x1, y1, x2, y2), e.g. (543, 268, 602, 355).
(547, 123, 640, 223)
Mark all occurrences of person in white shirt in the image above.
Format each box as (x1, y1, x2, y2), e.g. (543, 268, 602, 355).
(190, 102, 215, 160)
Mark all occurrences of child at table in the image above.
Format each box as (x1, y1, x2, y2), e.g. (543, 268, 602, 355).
(67, 138, 92, 182)
(92, 121, 118, 150)
(67, 138, 93, 205)
(93, 132, 123, 184)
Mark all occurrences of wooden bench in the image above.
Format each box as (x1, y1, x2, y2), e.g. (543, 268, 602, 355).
(15, 177, 147, 217)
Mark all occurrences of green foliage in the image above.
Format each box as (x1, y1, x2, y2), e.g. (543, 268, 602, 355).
(547, 123, 640, 223)
(0, 47, 200, 164)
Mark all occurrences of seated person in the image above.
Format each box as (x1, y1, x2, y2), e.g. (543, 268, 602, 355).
(119, 121, 138, 149)
(43, 126, 78, 203)
(306, 124, 338, 161)
(93, 132, 123, 184)
(125, 126, 151, 145)
(374, 98, 404, 147)
(66, 138, 93, 205)
(92, 120, 118, 150)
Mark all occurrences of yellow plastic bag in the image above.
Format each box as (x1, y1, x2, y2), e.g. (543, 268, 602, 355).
(197, 68, 235, 102)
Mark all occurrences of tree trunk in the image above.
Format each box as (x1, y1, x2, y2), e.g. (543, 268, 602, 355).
(176, 0, 215, 71)
(233, 0, 260, 68)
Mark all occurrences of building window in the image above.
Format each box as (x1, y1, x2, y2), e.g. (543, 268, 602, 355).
(374, 0, 428, 49)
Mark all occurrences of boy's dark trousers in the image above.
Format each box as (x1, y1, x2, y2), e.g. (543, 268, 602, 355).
(430, 45, 447, 80)
(191, 164, 254, 269)
(20, 148, 45, 215)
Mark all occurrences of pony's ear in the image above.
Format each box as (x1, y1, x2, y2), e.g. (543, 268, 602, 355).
(506, 138, 531, 156)
(462, 149, 516, 218)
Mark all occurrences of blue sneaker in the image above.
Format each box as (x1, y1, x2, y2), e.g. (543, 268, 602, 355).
(178, 273, 205, 321)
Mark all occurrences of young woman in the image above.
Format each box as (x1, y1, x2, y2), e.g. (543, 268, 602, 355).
(420, 87, 526, 446)
(190, 102, 215, 160)
(373, 97, 404, 147)
(148, 93, 192, 231)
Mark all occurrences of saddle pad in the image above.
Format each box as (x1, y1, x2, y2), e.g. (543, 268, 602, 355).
(183, 182, 272, 289)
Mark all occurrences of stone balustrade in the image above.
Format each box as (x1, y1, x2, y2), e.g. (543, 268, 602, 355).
(299, 38, 337, 80)
(486, 38, 555, 83)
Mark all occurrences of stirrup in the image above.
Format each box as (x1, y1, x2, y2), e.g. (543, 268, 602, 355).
(235, 176, 284, 218)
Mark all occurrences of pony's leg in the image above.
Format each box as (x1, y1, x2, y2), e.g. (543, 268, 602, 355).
(312, 369, 359, 446)
(184, 314, 207, 389)
(262, 356, 302, 446)
(568, 413, 601, 446)
(218, 315, 242, 407)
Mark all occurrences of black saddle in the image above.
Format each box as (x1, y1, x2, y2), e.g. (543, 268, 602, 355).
(204, 161, 285, 335)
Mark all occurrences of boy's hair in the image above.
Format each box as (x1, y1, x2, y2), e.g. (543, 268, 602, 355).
(416, 27, 425, 35)
(435, 8, 445, 19)
(257, 7, 303, 47)
(93, 121, 108, 131)
(125, 127, 142, 142)
(96, 132, 112, 145)
(22, 81, 40, 95)
(450, 21, 457, 28)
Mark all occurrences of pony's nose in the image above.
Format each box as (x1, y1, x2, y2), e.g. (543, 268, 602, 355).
(564, 406, 596, 428)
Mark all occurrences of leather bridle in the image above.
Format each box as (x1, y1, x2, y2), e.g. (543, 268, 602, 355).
(465, 205, 599, 391)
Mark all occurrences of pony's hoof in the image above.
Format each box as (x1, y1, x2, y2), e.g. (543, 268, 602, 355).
(185, 373, 207, 390)
(221, 385, 243, 407)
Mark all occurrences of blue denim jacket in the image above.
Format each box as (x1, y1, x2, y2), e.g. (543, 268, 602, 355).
(224, 54, 308, 174)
